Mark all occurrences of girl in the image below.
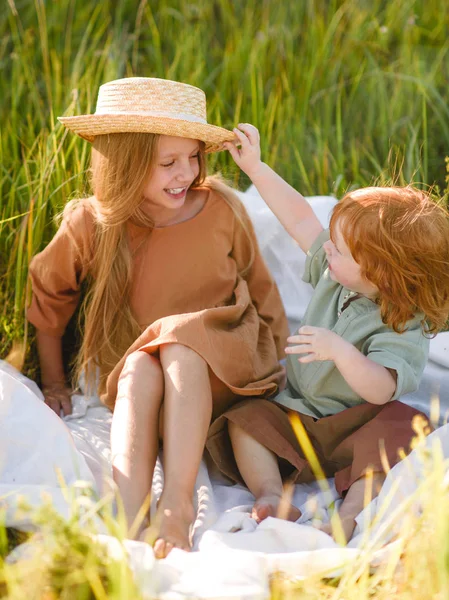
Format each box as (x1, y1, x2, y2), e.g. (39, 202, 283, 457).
(208, 123, 449, 542)
(27, 79, 289, 558)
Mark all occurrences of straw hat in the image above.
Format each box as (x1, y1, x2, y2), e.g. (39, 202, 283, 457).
(58, 77, 236, 153)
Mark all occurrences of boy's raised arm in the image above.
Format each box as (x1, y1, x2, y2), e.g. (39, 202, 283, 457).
(225, 124, 323, 254)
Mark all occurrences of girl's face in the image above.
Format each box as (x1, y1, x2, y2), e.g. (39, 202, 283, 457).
(323, 219, 378, 299)
(141, 135, 201, 220)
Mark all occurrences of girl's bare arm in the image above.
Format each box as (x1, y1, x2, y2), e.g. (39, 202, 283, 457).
(36, 329, 73, 416)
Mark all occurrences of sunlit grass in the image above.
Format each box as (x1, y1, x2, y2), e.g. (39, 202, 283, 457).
(269, 433, 449, 600)
(2, 0, 449, 361)
(0, 485, 142, 599)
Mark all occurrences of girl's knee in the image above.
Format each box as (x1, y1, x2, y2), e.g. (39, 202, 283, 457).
(119, 351, 164, 392)
(160, 343, 206, 367)
(228, 420, 244, 439)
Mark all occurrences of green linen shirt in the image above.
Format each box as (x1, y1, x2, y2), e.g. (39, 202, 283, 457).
(275, 229, 429, 418)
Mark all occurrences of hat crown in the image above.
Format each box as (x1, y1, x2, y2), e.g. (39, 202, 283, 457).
(58, 76, 235, 152)
(95, 77, 207, 123)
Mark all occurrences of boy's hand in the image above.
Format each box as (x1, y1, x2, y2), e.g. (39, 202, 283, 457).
(42, 382, 73, 417)
(224, 123, 264, 179)
(286, 326, 345, 363)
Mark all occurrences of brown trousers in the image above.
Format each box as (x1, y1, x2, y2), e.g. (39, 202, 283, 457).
(207, 398, 431, 495)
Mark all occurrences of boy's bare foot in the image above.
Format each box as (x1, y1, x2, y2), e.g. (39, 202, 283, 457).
(149, 494, 195, 559)
(252, 494, 302, 523)
(318, 473, 385, 544)
(317, 515, 357, 544)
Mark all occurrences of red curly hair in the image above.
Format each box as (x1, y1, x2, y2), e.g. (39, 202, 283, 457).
(329, 186, 449, 334)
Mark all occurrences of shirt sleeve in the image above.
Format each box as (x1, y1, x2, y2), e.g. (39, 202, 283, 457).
(231, 202, 290, 360)
(302, 229, 330, 289)
(365, 324, 429, 399)
(26, 202, 95, 337)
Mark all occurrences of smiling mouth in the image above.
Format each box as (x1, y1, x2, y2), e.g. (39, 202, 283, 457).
(165, 186, 188, 196)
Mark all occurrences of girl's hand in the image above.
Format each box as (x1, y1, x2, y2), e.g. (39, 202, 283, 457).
(224, 123, 264, 179)
(286, 326, 345, 363)
(42, 382, 73, 417)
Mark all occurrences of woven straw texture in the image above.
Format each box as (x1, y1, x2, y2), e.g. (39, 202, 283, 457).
(58, 77, 236, 153)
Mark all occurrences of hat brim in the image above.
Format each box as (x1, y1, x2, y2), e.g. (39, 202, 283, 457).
(58, 113, 236, 153)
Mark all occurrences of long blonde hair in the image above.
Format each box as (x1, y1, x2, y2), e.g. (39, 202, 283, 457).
(71, 132, 254, 395)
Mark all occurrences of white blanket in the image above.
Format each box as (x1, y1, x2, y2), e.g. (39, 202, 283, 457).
(2, 190, 449, 599)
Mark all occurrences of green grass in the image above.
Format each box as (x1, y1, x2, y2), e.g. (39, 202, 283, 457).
(1, 0, 449, 596)
(2, 0, 449, 361)
(0, 484, 142, 599)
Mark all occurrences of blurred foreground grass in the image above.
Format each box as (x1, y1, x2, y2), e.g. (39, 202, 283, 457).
(1, 426, 449, 599)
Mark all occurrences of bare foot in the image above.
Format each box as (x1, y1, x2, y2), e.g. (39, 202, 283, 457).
(317, 521, 332, 536)
(318, 474, 385, 544)
(150, 495, 195, 559)
(317, 515, 356, 544)
(252, 494, 302, 524)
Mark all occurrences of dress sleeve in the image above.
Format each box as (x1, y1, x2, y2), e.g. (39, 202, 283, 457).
(27, 202, 95, 337)
(231, 202, 290, 359)
(365, 324, 430, 399)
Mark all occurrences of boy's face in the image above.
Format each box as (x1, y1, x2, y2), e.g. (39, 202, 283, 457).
(324, 219, 378, 299)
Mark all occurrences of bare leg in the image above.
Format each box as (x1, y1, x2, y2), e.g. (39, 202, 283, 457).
(152, 343, 212, 559)
(111, 351, 164, 538)
(320, 472, 386, 543)
(229, 422, 301, 523)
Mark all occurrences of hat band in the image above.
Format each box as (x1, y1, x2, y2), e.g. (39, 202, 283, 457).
(94, 109, 208, 124)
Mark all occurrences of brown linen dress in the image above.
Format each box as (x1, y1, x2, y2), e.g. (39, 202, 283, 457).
(27, 187, 289, 410)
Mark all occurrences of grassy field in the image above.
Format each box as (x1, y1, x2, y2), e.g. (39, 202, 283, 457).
(1, 0, 449, 596)
(2, 0, 449, 360)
